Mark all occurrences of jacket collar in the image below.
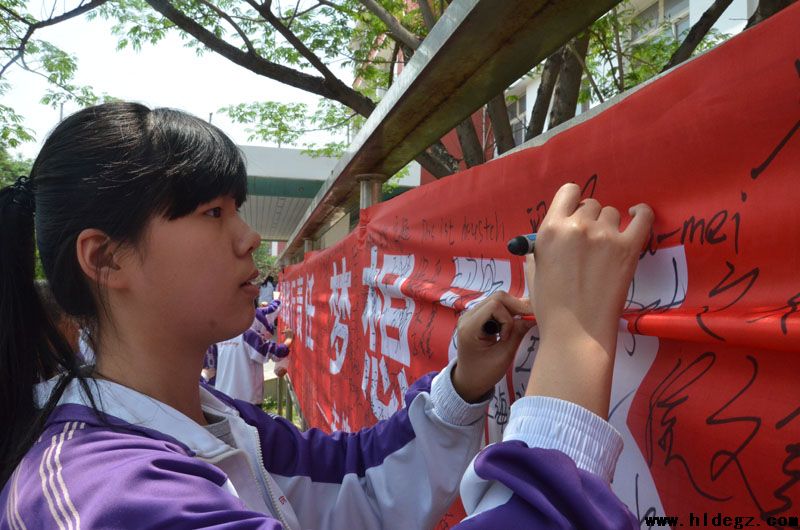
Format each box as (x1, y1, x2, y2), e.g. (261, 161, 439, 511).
(35, 375, 241, 459)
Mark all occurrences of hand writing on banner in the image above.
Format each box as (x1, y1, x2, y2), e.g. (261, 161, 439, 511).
(696, 261, 759, 341)
(526, 173, 597, 233)
(641, 348, 800, 525)
(525, 183, 654, 418)
(453, 291, 534, 403)
(750, 58, 799, 180)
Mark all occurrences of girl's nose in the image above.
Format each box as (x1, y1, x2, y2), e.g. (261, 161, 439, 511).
(236, 217, 262, 257)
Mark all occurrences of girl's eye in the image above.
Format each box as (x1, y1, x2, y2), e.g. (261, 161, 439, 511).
(204, 207, 222, 218)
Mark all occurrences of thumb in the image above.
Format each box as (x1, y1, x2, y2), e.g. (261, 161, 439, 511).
(511, 318, 535, 345)
(524, 253, 536, 304)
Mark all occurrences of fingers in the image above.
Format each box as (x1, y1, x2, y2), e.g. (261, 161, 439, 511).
(524, 253, 536, 304)
(485, 290, 533, 318)
(575, 198, 602, 220)
(621, 203, 654, 248)
(461, 291, 532, 341)
(548, 183, 582, 218)
(597, 206, 621, 229)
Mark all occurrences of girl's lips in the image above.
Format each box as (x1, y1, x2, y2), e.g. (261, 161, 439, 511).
(240, 282, 259, 297)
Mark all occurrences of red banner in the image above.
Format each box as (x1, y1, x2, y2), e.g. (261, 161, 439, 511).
(280, 5, 800, 526)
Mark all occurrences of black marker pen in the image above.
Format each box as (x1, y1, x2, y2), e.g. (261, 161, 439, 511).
(481, 315, 536, 336)
(507, 233, 537, 255)
(480, 234, 538, 335)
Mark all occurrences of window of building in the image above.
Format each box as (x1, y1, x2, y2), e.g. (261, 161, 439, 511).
(632, 0, 691, 42)
(632, 2, 660, 40)
(506, 93, 527, 146)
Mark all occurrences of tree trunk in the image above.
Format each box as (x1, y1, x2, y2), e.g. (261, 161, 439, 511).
(548, 33, 589, 130)
(745, 0, 797, 28)
(525, 50, 563, 141)
(662, 0, 734, 72)
(419, 141, 461, 178)
(455, 118, 485, 167)
(486, 93, 516, 154)
(418, 0, 437, 31)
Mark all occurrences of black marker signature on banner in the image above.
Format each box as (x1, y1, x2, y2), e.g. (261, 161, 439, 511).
(747, 292, 800, 335)
(645, 352, 730, 501)
(643, 209, 742, 256)
(762, 406, 800, 522)
(696, 261, 759, 342)
(751, 59, 800, 180)
(634, 473, 659, 529)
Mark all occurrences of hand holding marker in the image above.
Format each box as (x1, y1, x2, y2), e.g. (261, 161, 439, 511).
(480, 233, 538, 336)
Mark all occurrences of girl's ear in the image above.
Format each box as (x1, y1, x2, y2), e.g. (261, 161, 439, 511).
(75, 228, 129, 289)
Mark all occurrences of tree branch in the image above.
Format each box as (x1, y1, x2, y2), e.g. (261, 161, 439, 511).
(0, 0, 110, 80)
(662, 0, 733, 71)
(549, 33, 590, 130)
(609, 8, 625, 92)
(16, 56, 93, 103)
(0, 4, 29, 24)
(486, 92, 515, 154)
(455, 117, 484, 167)
(243, 0, 343, 85)
(387, 39, 399, 87)
(418, 0, 437, 30)
(31, 0, 108, 31)
(284, 0, 303, 29)
(588, 26, 621, 91)
(357, 0, 421, 50)
(745, 0, 797, 29)
(197, 0, 257, 55)
(525, 49, 563, 141)
(567, 42, 604, 103)
(418, 141, 460, 178)
(145, 0, 375, 116)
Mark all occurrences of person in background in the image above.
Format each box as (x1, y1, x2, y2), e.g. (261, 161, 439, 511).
(203, 316, 293, 405)
(253, 297, 292, 378)
(259, 275, 276, 305)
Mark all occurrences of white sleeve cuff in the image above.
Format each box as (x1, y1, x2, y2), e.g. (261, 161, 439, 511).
(429, 360, 490, 427)
(502, 396, 623, 483)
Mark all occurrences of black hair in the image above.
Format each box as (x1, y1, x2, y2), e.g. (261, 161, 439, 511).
(263, 275, 275, 285)
(0, 101, 248, 486)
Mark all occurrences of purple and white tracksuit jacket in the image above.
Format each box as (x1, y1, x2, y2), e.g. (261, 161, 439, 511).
(1, 360, 636, 529)
(253, 300, 281, 337)
(204, 301, 289, 403)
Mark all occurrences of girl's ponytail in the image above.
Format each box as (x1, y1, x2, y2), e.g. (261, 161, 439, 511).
(0, 176, 75, 486)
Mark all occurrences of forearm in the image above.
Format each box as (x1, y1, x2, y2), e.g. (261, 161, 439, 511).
(525, 331, 616, 420)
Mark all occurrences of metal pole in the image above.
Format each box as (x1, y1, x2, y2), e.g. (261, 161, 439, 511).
(358, 174, 384, 209)
(286, 379, 294, 424)
(277, 376, 284, 416)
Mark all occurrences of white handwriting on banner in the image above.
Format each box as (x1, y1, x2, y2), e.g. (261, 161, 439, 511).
(292, 277, 304, 344)
(304, 274, 316, 350)
(328, 258, 351, 374)
(330, 402, 351, 432)
(360, 246, 415, 420)
(442, 257, 513, 361)
(315, 401, 352, 433)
